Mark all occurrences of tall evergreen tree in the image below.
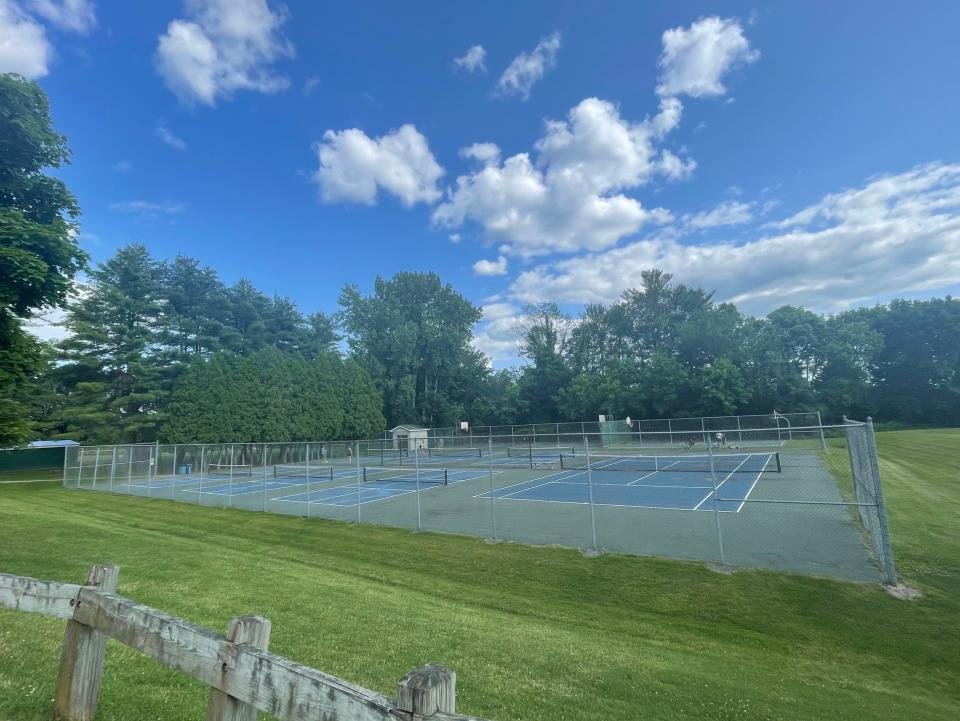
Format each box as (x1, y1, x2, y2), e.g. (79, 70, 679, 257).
(53, 244, 164, 442)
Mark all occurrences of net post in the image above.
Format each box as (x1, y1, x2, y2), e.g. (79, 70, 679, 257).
(488, 437, 497, 540)
(584, 437, 598, 553)
(866, 418, 897, 585)
(706, 432, 726, 564)
(817, 410, 827, 450)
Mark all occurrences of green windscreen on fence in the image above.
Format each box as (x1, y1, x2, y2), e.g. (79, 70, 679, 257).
(0, 447, 65, 476)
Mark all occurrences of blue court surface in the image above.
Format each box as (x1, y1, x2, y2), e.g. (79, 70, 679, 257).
(271, 467, 489, 507)
(477, 453, 776, 512)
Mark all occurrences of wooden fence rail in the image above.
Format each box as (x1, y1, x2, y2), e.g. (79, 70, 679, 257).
(0, 564, 492, 721)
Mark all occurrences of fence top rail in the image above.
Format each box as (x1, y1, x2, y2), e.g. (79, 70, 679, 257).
(63, 421, 857, 455)
(0, 568, 492, 721)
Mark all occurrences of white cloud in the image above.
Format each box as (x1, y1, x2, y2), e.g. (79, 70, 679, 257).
(510, 163, 960, 315)
(473, 256, 508, 276)
(449, 233, 461, 243)
(27, 0, 94, 32)
(657, 16, 758, 98)
(302, 74, 319, 96)
(313, 124, 444, 207)
(495, 32, 561, 100)
(473, 302, 524, 363)
(155, 122, 187, 151)
(0, 1, 51, 77)
(684, 200, 753, 229)
(24, 306, 68, 343)
(460, 142, 500, 165)
(454, 44, 486, 73)
(432, 97, 681, 257)
(155, 0, 294, 106)
(110, 200, 186, 217)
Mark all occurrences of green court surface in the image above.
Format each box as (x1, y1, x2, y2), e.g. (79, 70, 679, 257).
(68, 443, 881, 581)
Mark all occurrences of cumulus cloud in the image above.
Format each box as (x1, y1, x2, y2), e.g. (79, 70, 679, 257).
(27, 0, 95, 32)
(473, 302, 524, 363)
(0, 0, 52, 77)
(155, 0, 294, 106)
(432, 97, 681, 256)
(495, 32, 561, 100)
(510, 163, 960, 315)
(657, 16, 758, 98)
(454, 44, 486, 73)
(473, 256, 508, 276)
(155, 122, 187, 151)
(313, 124, 444, 207)
(460, 142, 500, 165)
(684, 200, 753, 229)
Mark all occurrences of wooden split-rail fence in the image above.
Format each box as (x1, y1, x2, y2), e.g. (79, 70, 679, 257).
(0, 564, 492, 721)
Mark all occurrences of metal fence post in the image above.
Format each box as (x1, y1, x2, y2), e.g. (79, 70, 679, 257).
(705, 432, 726, 564)
(817, 410, 827, 450)
(488, 437, 497, 541)
(865, 418, 897, 585)
(584, 438, 598, 553)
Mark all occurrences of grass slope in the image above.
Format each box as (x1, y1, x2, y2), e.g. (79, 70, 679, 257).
(0, 430, 957, 720)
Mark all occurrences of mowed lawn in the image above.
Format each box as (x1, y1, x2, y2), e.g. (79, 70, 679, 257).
(1, 431, 958, 721)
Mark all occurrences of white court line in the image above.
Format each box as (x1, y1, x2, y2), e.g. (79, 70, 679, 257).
(546, 480, 713, 489)
(733, 454, 774, 512)
(692, 454, 754, 510)
(478, 493, 743, 513)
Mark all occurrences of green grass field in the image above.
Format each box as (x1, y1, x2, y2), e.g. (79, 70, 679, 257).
(1, 429, 958, 720)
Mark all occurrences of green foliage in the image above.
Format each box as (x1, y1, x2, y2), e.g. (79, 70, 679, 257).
(0, 74, 87, 445)
(160, 348, 384, 443)
(337, 271, 483, 428)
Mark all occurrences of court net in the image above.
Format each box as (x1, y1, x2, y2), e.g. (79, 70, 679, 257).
(428, 447, 482, 458)
(560, 452, 780, 474)
(272, 464, 335, 481)
(206, 463, 253, 477)
(507, 445, 575, 458)
(362, 466, 448, 486)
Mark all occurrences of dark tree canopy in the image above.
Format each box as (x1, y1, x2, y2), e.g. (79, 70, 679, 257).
(337, 271, 483, 429)
(0, 73, 87, 445)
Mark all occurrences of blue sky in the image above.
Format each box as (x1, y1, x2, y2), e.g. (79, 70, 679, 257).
(4, 1, 960, 363)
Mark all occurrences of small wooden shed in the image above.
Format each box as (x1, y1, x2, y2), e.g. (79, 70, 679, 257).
(390, 424, 429, 452)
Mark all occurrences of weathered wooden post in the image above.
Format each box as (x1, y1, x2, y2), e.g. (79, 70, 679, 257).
(54, 563, 119, 720)
(397, 664, 456, 716)
(205, 615, 272, 721)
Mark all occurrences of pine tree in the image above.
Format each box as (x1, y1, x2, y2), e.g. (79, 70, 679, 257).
(54, 244, 165, 442)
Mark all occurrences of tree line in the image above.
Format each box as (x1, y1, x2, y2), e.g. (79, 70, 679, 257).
(3, 72, 959, 446)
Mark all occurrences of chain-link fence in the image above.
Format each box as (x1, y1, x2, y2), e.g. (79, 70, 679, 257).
(63, 414, 895, 584)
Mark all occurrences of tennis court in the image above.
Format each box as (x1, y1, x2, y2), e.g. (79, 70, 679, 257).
(62, 417, 896, 583)
(477, 452, 776, 512)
